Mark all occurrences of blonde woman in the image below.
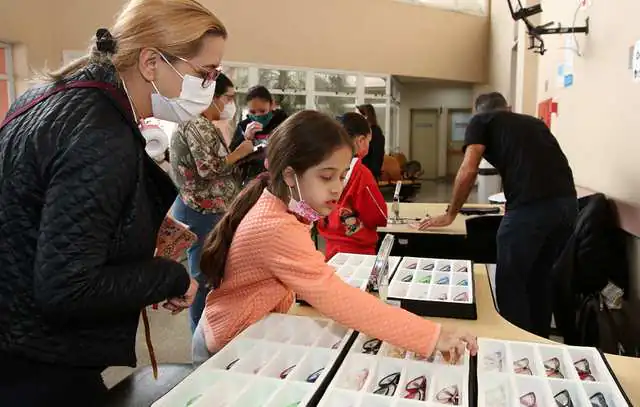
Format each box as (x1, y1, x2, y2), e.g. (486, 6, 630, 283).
(0, 0, 227, 405)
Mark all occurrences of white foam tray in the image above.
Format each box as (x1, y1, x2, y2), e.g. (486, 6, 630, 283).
(388, 258, 473, 304)
(317, 333, 471, 407)
(477, 337, 630, 407)
(328, 253, 401, 291)
(152, 313, 355, 407)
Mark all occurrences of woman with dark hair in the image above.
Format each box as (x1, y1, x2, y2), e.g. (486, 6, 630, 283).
(357, 104, 386, 180)
(230, 85, 288, 185)
(171, 72, 254, 332)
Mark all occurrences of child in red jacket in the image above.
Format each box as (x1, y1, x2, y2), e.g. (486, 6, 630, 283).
(318, 112, 388, 260)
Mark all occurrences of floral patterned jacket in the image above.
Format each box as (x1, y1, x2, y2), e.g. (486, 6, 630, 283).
(170, 116, 239, 214)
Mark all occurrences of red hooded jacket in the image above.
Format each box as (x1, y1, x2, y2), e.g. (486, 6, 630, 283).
(318, 158, 388, 260)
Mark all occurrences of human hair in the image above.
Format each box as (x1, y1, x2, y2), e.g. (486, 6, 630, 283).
(339, 112, 371, 140)
(246, 85, 273, 104)
(214, 72, 234, 97)
(474, 92, 509, 114)
(356, 104, 379, 127)
(44, 0, 227, 82)
(200, 110, 352, 288)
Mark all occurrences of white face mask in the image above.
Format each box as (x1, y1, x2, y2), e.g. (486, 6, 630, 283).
(139, 122, 169, 161)
(150, 54, 217, 123)
(219, 102, 237, 120)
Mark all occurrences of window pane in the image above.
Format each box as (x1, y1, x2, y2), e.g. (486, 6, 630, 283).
(0, 48, 6, 75)
(0, 80, 9, 120)
(364, 76, 387, 96)
(259, 69, 306, 91)
(273, 94, 306, 115)
(224, 66, 249, 90)
(364, 98, 387, 134)
(314, 72, 357, 94)
(315, 96, 355, 118)
(235, 92, 248, 122)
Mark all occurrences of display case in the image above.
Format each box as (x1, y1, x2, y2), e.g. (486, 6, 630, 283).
(151, 313, 357, 407)
(386, 257, 476, 320)
(328, 253, 401, 292)
(318, 332, 472, 407)
(476, 338, 632, 407)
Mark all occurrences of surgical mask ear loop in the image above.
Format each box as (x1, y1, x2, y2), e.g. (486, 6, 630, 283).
(121, 78, 143, 126)
(294, 173, 304, 202)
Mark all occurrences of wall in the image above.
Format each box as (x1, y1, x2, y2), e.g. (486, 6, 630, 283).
(398, 82, 474, 177)
(0, 0, 489, 92)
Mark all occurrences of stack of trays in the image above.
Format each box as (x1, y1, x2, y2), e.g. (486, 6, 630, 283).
(317, 332, 471, 407)
(152, 313, 357, 407)
(477, 338, 632, 407)
(386, 257, 476, 320)
(328, 253, 401, 291)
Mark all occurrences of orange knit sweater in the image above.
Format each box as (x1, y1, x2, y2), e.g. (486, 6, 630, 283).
(202, 189, 441, 354)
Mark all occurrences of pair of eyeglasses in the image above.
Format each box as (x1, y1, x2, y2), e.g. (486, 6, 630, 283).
(225, 358, 239, 370)
(374, 372, 400, 396)
(418, 275, 432, 284)
(454, 292, 469, 302)
(403, 375, 427, 400)
(439, 265, 452, 272)
(554, 390, 574, 407)
(406, 262, 418, 270)
(484, 352, 503, 372)
(437, 293, 449, 301)
(401, 274, 414, 282)
(590, 392, 609, 407)
(306, 368, 323, 383)
(280, 365, 296, 379)
(160, 51, 221, 88)
(437, 276, 450, 284)
(456, 279, 468, 286)
(362, 338, 382, 355)
(435, 385, 460, 405)
(455, 265, 468, 273)
(514, 357, 533, 375)
(544, 357, 564, 379)
(520, 391, 537, 407)
(423, 263, 435, 271)
(574, 358, 596, 381)
(331, 340, 342, 349)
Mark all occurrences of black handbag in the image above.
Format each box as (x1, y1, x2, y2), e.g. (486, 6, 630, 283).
(576, 293, 640, 357)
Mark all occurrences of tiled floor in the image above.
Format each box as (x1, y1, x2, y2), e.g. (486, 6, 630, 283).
(102, 180, 476, 387)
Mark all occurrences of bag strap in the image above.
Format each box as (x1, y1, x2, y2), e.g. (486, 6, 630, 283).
(0, 80, 129, 131)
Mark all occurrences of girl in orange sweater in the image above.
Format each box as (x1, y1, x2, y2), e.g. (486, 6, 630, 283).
(194, 110, 477, 364)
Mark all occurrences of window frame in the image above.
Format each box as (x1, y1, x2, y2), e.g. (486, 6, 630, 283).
(222, 61, 399, 153)
(0, 42, 16, 113)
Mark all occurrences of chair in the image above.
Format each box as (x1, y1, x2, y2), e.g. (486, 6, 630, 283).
(100, 364, 194, 407)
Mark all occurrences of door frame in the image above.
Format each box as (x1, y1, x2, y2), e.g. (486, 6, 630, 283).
(409, 108, 440, 180)
(446, 107, 473, 178)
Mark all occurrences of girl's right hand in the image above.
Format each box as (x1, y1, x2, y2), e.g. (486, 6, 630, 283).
(244, 122, 263, 140)
(433, 325, 478, 363)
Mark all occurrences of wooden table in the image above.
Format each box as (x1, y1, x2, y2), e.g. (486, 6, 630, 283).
(377, 203, 503, 259)
(290, 264, 639, 405)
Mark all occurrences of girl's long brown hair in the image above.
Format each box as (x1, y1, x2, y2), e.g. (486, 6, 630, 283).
(200, 110, 352, 288)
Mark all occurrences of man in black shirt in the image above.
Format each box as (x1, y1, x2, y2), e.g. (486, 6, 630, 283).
(418, 92, 577, 337)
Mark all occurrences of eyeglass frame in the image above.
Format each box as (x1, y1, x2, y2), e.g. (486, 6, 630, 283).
(158, 50, 222, 88)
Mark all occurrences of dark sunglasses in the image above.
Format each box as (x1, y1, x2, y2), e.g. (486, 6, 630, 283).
(544, 357, 564, 379)
(225, 358, 239, 370)
(574, 358, 596, 381)
(404, 375, 427, 401)
(589, 392, 609, 407)
(554, 390, 574, 407)
(374, 372, 400, 396)
(306, 368, 324, 383)
(362, 338, 382, 355)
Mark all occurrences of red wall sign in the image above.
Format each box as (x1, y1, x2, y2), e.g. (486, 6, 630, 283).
(538, 98, 558, 128)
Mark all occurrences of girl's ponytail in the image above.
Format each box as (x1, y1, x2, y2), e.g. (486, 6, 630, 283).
(200, 173, 270, 288)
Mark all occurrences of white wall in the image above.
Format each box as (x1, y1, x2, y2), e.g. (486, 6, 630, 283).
(398, 82, 474, 177)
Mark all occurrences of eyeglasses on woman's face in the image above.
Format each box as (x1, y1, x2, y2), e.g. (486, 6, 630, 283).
(159, 50, 222, 88)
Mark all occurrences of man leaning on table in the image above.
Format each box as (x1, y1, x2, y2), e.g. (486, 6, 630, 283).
(416, 92, 578, 338)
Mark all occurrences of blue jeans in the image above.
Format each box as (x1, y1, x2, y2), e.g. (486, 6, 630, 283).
(172, 197, 222, 333)
(495, 197, 577, 338)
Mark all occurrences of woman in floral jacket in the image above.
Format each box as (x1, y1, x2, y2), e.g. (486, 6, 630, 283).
(171, 73, 254, 332)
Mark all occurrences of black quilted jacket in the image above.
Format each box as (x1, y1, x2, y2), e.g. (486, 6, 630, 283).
(0, 62, 190, 368)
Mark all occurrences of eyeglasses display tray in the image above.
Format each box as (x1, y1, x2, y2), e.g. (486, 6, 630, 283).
(385, 257, 476, 320)
(151, 313, 358, 407)
(329, 253, 402, 292)
(477, 337, 633, 407)
(318, 332, 472, 407)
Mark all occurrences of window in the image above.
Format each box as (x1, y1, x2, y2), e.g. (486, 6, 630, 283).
(222, 62, 395, 151)
(0, 43, 15, 121)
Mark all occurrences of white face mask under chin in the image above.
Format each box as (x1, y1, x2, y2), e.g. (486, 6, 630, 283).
(151, 75, 217, 123)
(140, 123, 169, 161)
